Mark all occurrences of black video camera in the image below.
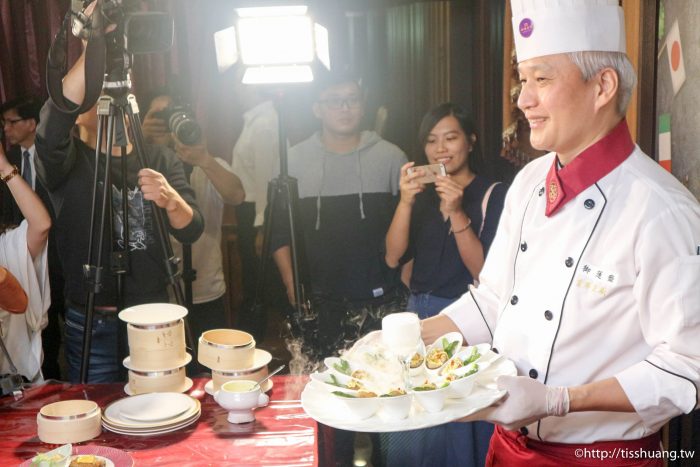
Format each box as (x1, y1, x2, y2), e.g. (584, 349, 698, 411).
(72, 0, 173, 55)
(153, 105, 202, 146)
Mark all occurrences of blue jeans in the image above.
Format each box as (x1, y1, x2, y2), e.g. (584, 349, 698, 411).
(408, 292, 457, 319)
(64, 306, 121, 383)
(383, 292, 494, 467)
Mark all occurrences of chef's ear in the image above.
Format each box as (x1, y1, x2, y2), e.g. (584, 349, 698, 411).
(593, 67, 619, 114)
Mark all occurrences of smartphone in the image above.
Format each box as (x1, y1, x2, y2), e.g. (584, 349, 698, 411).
(407, 163, 446, 184)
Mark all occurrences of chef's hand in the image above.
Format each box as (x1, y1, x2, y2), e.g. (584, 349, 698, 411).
(461, 375, 569, 430)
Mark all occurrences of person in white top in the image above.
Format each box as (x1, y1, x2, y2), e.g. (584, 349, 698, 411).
(1, 96, 64, 381)
(0, 143, 51, 383)
(143, 94, 245, 365)
(421, 1, 700, 465)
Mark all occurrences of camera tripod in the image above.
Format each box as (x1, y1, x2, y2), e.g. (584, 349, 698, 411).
(80, 86, 196, 383)
(253, 93, 313, 339)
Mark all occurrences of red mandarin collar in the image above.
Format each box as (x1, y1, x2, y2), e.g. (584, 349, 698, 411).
(545, 119, 635, 217)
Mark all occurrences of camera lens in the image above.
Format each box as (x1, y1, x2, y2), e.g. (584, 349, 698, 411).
(168, 111, 201, 146)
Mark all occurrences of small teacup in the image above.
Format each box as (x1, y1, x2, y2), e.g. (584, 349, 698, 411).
(214, 379, 269, 424)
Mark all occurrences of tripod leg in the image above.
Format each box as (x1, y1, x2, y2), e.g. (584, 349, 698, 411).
(281, 177, 307, 318)
(81, 103, 117, 383)
(245, 179, 278, 339)
(124, 98, 197, 359)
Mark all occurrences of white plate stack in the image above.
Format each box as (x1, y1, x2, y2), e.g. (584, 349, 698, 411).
(102, 392, 201, 436)
(118, 303, 193, 395)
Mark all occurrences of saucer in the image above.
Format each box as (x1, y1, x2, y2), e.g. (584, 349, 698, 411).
(124, 377, 193, 396)
(205, 378, 272, 395)
(118, 303, 188, 326)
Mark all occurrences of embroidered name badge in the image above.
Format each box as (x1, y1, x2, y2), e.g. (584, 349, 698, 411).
(519, 18, 534, 38)
(548, 181, 559, 204)
(575, 263, 618, 297)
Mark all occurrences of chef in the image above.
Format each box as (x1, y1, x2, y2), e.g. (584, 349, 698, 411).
(421, 0, 700, 465)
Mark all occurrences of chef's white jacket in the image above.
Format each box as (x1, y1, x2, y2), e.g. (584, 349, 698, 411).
(443, 147, 700, 443)
(0, 221, 50, 382)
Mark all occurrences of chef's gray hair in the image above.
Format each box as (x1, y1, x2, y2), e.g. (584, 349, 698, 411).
(567, 51, 637, 116)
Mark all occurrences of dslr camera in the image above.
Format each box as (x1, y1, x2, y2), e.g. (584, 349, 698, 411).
(152, 105, 202, 146)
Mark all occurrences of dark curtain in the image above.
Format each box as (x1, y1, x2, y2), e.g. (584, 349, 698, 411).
(0, 0, 74, 102)
(0, 0, 246, 161)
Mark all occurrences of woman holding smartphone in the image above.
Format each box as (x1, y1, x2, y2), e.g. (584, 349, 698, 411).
(386, 102, 506, 318)
(383, 102, 506, 467)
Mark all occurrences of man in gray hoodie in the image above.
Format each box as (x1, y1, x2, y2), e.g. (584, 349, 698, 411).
(271, 72, 408, 362)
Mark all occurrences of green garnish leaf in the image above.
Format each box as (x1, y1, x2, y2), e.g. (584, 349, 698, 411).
(443, 339, 459, 357)
(462, 346, 481, 365)
(327, 374, 345, 388)
(464, 363, 479, 377)
(333, 359, 351, 375)
(332, 390, 356, 398)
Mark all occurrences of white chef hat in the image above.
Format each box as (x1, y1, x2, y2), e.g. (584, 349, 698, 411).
(511, 0, 626, 62)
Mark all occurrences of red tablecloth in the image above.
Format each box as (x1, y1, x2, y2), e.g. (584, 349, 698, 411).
(0, 376, 318, 466)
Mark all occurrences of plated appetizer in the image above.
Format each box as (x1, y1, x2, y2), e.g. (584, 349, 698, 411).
(424, 332, 463, 371)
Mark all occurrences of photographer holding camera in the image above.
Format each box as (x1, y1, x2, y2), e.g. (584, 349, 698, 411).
(34, 3, 203, 383)
(142, 93, 245, 360)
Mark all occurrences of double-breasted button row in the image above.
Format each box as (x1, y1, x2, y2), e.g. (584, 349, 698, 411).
(518, 239, 574, 268)
(544, 310, 553, 320)
(529, 368, 538, 379)
(510, 295, 519, 305)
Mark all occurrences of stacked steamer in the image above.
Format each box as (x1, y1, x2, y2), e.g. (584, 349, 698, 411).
(118, 303, 193, 395)
(198, 329, 272, 394)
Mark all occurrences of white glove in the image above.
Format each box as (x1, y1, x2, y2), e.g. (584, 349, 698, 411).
(463, 375, 570, 431)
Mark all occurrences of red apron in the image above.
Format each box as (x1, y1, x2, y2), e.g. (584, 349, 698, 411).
(486, 425, 663, 467)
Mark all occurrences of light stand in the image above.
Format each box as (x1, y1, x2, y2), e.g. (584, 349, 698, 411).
(254, 92, 311, 330)
(214, 4, 331, 341)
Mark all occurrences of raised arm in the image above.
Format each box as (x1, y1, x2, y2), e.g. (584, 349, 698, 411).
(435, 175, 485, 278)
(0, 147, 50, 259)
(174, 137, 245, 205)
(385, 161, 423, 267)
